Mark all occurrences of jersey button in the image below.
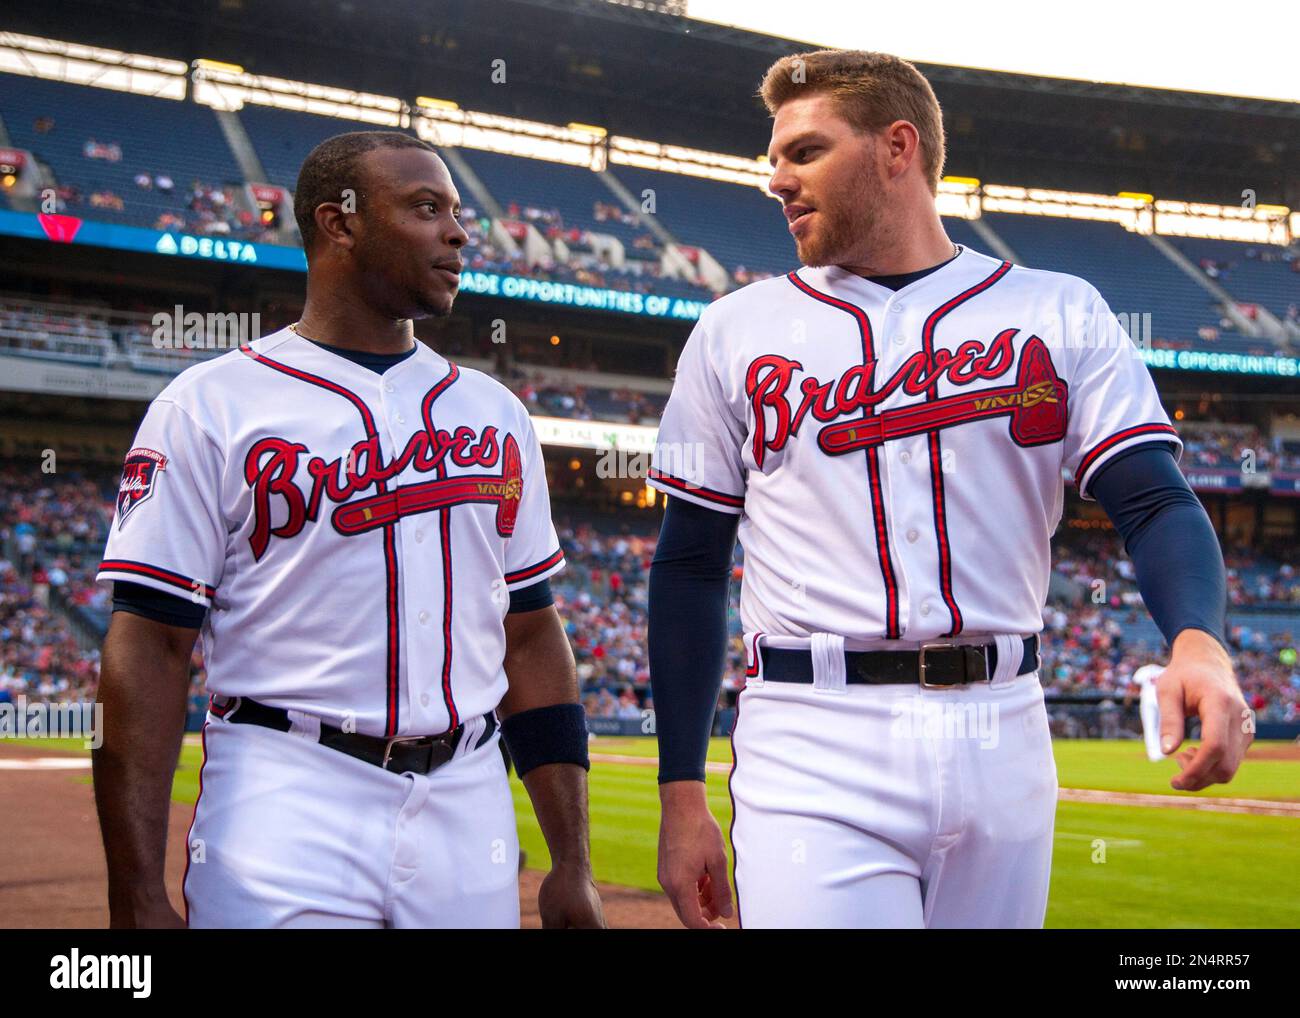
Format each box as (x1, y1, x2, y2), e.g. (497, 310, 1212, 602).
(420, 693, 430, 707)
(384, 382, 395, 393)
(906, 528, 919, 543)
(418, 610, 429, 625)
(395, 412, 406, 425)
(415, 530, 424, 543)
(899, 451, 911, 464)
(890, 304, 904, 314)
(920, 602, 932, 616)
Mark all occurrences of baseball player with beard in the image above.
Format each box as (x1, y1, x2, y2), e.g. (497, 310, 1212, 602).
(92, 132, 605, 929)
(647, 50, 1252, 929)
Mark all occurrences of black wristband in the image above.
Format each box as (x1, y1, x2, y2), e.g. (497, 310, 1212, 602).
(499, 703, 590, 778)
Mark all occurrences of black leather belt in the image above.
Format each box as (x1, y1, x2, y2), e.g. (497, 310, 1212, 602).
(760, 635, 1040, 688)
(210, 695, 496, 775)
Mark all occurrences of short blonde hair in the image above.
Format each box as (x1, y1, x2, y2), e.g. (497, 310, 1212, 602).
(760, 49, 946, 193)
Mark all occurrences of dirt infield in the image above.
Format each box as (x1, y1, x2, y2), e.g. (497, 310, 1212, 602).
(590, 751, 1300, 817)
(1245, 742, 1300, 762)
(1057, 786, 1300, 817)
(518, 868, 699, 929)
(0, 742, 687, 930)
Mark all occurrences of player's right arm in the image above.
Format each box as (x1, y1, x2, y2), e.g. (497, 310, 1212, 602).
(646, 315, 747, 929)
(92, 395, 229, 928)
(93, 612, 196, 928)
(650, 498, 740, 929)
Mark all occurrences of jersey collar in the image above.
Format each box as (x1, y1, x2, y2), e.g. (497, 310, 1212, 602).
(794, 245, 996, 305)
(280, 329, 448, 381)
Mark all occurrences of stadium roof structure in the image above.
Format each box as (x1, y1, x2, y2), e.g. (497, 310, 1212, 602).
(3, 0, 1297, 206)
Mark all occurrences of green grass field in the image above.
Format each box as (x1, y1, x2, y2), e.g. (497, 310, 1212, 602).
(506, 737, 1300, 928)
(23, 734, 1299, 927)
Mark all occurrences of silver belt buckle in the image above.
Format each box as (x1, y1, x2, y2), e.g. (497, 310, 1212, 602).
(918, 642, 991, 688)
(381, 734, 433, 770)
(918, 642, 954, 688)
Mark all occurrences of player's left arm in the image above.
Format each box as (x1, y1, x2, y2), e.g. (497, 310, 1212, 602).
(497, 407, 605, 928)
(500, 605, 605, 929)
(1090, 446, 1251, 790)
(1062, 288, 1250, 790)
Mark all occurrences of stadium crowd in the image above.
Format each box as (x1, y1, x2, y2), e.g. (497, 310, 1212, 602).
(1180, 424, 1300, 472)
(459, 199, 721, 300)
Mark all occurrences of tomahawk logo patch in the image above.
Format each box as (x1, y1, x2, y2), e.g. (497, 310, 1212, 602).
(117, 448, 167, 525)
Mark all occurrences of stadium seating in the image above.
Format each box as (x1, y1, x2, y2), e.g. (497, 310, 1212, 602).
(1167, 236, 1300, 322)
(1, 75, 1294, 353)
(0, 298, 116, 367)
(237, 105, 439, 192)
(455, 148, 636, 244)
(981, 213, 1233, 350)
(0, 73, 242, 230)
(608, 164, 797, 276)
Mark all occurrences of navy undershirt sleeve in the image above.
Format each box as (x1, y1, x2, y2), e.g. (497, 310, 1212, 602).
(648, 495, 740, 783)
(112, 580, 206, 629)
(1089, 442, 1227, 648)
(506, 578, 554, 613)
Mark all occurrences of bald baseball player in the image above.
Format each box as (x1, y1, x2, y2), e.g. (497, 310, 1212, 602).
(93, 132, 605, 929)
(647, 50, 1251, 929)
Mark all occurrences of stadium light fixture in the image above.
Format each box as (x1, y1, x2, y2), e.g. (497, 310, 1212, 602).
(0, 33, 187, 98)
(1118, 192, 1155, 204)
(417, 96, 460, 111)
(195, 58, 245, 75)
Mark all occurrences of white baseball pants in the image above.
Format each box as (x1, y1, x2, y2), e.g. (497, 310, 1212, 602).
(729, 663, 1058, 928)
(183, 711, 520, 928)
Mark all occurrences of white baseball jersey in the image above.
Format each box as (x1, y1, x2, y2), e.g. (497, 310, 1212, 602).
(649, 246, 1181, 647)
(98, 327, 565, 739)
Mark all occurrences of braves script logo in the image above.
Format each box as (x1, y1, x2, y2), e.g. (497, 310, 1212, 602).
(745, 329, 1068, 466)
(116, 448, 167, 525)
(243, 421, 520, 560)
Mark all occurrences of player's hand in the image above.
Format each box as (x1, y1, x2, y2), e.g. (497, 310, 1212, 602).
(1156, 629, 1253, 792)
(657, 781, 732, 930)
(109, 888, 186, 929)
(537, 861, 606, 929)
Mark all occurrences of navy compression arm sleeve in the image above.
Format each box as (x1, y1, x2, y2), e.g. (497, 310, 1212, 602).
(648, 495, 740, 783)
(1089, 443, 1227, 648)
